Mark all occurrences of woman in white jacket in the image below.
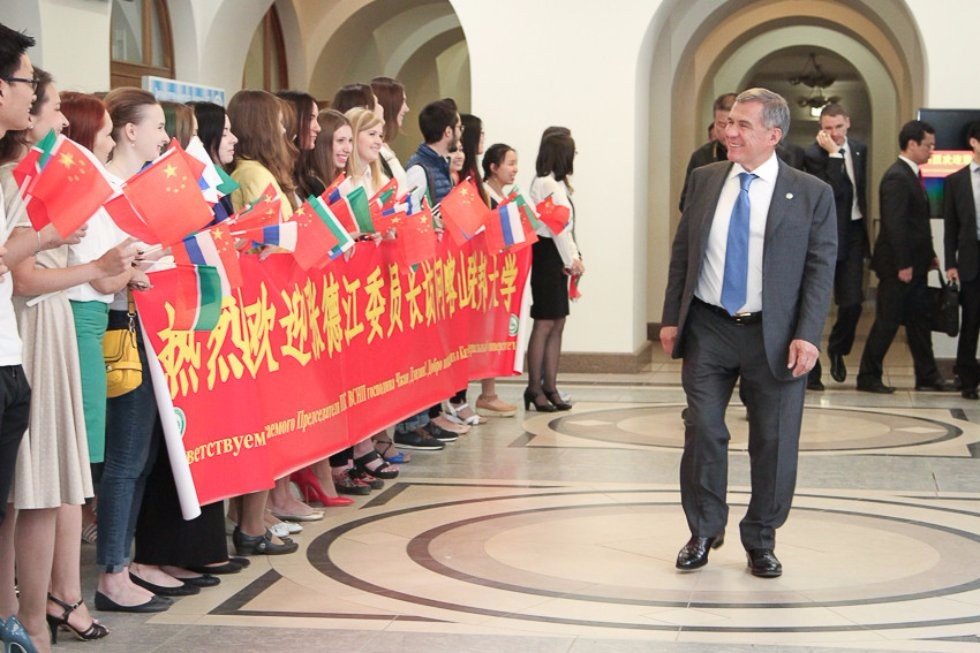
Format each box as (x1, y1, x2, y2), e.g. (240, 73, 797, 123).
(526, 130, 584, 411)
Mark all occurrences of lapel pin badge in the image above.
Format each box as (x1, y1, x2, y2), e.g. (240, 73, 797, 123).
(786, 192, 794, 199)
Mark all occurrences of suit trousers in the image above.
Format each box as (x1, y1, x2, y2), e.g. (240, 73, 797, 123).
(857, 274, 940, 386)
(955, 274, 980, 390)
(680, 302, 807, 551)
(829, 219, 866, 355)
(0, 365, 31, 524)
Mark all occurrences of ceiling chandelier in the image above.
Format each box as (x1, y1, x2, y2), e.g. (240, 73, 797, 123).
(790, 53, 840, 109)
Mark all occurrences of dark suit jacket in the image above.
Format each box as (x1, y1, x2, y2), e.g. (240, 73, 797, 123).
(776, 143, 806, 171)
(943, 164, 980, 281)
(662, 159, 837, 380)
(803, 138, 869, 261)
(680, 141, 727, 212)
(871, 159, 935, 278)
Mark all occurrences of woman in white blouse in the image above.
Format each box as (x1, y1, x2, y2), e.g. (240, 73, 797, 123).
(526, 130, 584, 412)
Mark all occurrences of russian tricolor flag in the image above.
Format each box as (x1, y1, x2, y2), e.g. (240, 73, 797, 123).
(171, 227, 242, 296)
(498, 203, 525, 247)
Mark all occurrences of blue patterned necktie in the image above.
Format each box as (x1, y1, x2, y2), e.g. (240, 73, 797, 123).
(721, 172, 757, 315)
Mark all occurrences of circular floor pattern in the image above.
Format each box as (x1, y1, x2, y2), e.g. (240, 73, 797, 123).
(545, 405, 961, 451)
(308, 486, 980, 635)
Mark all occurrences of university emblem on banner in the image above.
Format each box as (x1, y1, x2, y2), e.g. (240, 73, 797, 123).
(174, 407, 187, 437)
(508, 314, 519, 337)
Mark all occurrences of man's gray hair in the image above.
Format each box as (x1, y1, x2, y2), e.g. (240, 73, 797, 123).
(736, 88, 790, 137)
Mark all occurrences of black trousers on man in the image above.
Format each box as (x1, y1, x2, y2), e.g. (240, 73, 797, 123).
(681, 301, 806, 551)
(810, 219, 866, 383)
(955, 273, 980, 391)
(0, 365, 31, 524)
(857, 274, 940, 386)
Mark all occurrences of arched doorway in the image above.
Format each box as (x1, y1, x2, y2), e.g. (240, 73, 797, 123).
(644, 0, 926, 328)
(305, 0, 470, 161)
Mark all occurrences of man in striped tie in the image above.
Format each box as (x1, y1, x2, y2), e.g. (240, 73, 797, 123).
(660, 89, 837, 578)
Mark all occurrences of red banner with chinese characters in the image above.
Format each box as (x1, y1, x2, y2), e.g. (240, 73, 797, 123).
(135, 235, 530, 506)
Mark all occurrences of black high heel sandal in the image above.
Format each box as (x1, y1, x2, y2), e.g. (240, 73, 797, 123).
(47, 594, 109, 643)
(543, 390, 572, 411)
(523, 389, 557, 412)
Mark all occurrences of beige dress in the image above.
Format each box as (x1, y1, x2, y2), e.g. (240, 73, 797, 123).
(0, 163, 93, 508)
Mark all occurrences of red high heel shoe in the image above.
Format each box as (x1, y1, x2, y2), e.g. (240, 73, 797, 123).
(290, 468, 355, 507)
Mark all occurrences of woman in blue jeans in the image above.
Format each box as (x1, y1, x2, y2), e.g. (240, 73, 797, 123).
(93, 87, 172, 614)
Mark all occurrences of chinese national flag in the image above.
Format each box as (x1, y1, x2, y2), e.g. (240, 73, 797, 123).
(19, 136, 115, 237)
(439, 177, 489, 246)
(536, 195, 571, 234)
(104, 192, 159, 244)
(121, 149, 215, 245)
(370, 177, 399, 211)
(393, 202, 437, 266)
(288, 201, 338, 270)
(229, 185, 281, 231)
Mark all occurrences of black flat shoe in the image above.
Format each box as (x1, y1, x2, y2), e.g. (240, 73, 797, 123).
(185, 561, 243, 575)
(829, 353, 847, 383)
(129, 572, 200, 596)
(94, 590, 171, 613)
(180, 574, 220, 588)
(523, 389, 557, 412)
(806, 378, 825, 391)
(232, 527, 299, 556)
(675, 533, 724, 571)
(543, 390, 572, 411)
(747, 548, 782, 577)
(856, 381, 895, 394)
(963, 388, 979, 400)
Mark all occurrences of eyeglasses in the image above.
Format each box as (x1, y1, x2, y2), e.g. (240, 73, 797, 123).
(3, 76, 39, 92)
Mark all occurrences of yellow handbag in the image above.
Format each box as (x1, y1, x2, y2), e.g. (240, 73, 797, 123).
(103, 292, 142, 398)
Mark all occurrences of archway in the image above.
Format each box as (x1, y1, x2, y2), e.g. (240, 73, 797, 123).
(644, 0, 926, 328)
(305, 0, 470, 161)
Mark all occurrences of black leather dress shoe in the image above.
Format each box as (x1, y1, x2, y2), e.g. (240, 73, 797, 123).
(675, 533, 724, 571)
(963, 388, 979, 400)
(806, 377, 825, 391)
(856, 381, 895, 394)
(829, 353, 846, 383)
(746, 549, 782, 578)
(915, 379, 956, 392)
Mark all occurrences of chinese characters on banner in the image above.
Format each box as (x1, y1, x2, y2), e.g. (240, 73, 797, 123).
(135, 234, 531, 507)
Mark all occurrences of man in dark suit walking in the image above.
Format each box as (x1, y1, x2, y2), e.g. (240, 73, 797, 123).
(680, 93, 737, 212)
(803, 104, 869, 389)
(856, 120, 949, 393)
(943, 122, 980, 399)
(660, 89, 836, 578)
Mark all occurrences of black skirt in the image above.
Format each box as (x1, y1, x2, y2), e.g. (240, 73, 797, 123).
(530, 237, 569, 319)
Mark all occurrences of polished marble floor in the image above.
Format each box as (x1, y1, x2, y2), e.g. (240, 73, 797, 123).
(67, 343, 980, 653)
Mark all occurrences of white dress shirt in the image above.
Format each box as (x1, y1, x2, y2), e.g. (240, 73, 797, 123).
(970, 161, 980, 241)
(829, 139, 863, 220)
(528, 174, 580, 266)
(695, 152, 779, 313)
(0, 183, 22, 365)
(899, 155, 920, 177)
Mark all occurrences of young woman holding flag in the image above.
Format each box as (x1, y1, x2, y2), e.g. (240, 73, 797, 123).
(225, 89, 301, 555)
(525, 130, 584, 412)
(0, 69, 132, 652)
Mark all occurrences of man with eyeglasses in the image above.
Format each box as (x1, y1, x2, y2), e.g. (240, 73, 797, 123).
(0, 22, 85, 531)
